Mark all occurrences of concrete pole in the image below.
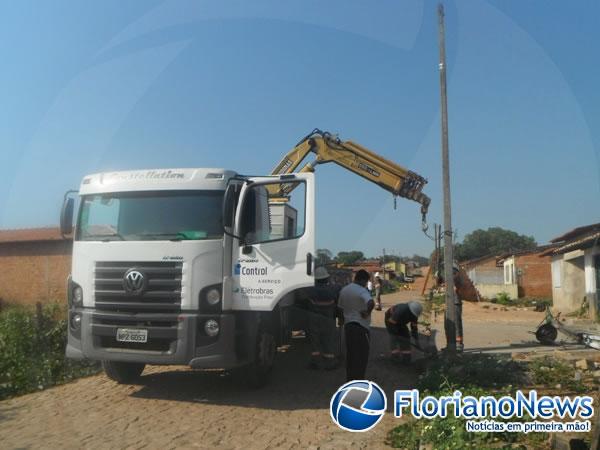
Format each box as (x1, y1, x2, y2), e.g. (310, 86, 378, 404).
(438, 3, 457, 352)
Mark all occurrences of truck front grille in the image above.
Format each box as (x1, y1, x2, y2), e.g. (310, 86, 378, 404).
(94, 261, 183, 313)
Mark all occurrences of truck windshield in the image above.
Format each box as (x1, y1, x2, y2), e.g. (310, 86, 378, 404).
(76, 190, 224, 241)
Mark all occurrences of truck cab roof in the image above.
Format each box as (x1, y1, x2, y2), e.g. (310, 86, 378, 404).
(78, 168, 237, 195)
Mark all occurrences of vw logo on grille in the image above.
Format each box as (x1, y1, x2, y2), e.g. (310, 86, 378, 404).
(123, 269, 147, 294)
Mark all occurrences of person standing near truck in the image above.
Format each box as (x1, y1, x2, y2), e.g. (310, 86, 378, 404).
(338, 269, 374, 381)
(303, 266, 340, 370)
(374, 273, 383, 311)
(384, 301, 423, 364)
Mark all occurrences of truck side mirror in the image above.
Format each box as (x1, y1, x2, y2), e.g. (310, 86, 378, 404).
(60, 197, 75, 237)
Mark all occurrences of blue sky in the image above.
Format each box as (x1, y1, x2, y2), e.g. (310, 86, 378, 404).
(0, 0, 598, 257)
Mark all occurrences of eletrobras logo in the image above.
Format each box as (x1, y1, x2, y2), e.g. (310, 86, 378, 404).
(330, 381, 387, 432)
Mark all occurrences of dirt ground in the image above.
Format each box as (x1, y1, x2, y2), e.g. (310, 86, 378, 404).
(0, 291, 547, 450)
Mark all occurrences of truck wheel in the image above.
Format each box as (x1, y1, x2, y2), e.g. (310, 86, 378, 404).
(102, 360, 145, 384)
(246, 329, 276, 388)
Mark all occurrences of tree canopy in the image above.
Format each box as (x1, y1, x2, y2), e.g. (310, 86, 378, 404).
(314, 249, 430, 267)
(382, 255, 401, 263)
(455, 227, 537, 261)
(336, 250, 365, 266)
(315, 248, 333, 266)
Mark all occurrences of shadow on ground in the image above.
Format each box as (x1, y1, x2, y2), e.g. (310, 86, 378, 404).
(0, 404, 23, 424)
(131, 327, 419, 411)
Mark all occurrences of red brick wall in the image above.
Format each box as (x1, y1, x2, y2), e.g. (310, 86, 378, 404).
(0, 241, 72, 305)
(515, 253, 552, 298)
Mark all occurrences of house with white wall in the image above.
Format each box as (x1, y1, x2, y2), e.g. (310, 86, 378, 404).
(461, 247, 554, 301)
(541, 223, 600, 318)
(461, 255, 512, 300)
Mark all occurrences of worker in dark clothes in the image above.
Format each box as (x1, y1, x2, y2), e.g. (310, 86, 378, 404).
(304, 266, 340, 370)
(374, 273, 383, 311)
(338, 269, 374, 381)
(384, 301, 423, 364)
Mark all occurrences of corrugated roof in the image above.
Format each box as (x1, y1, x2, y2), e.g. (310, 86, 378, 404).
(496, 244, 558, 262)
(0, 227, 67, 244)
(541, 231, 600, 256)
(550, 222, 600, 243)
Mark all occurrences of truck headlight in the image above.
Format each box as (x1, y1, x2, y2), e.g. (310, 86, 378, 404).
(204, 319, 219, 337)
(205, 288, 221, 306)
(73, 286, 83, 306)
(70, 313, 82, 330)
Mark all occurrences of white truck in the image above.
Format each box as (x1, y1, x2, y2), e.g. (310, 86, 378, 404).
(61, 130, 430, 386)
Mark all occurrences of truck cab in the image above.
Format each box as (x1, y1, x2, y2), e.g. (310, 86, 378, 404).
(62, 168, 315, 385)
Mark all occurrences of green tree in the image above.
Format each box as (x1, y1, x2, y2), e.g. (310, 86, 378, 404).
(315, 248, 333, 266)
(455, 227, 537, 261)
(399, 254, 430, 266)
(336, 250, 364, 266)
(382, 254, 401, 264)
(410, 254, 429, 267)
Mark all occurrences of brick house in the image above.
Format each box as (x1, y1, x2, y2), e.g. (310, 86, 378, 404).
(541, 223, 600, 317)
(461, 247, 554, 300)
(0, 228, 72, 305)
(497, 246, 554, 299)
(461, 255, 509, 299)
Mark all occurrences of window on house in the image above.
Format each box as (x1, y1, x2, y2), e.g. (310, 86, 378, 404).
(504, 263, 514, 284)
(551, 259, 562, 288)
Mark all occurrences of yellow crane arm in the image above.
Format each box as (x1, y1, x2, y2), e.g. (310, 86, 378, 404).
(268, 129, 431, 222)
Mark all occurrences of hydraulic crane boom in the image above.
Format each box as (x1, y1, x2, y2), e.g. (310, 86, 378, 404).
(269, 129, 431, 225)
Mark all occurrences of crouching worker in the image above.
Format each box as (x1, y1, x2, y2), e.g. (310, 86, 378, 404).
(384, 301, 423, 364)
(305, 266, 340, 370)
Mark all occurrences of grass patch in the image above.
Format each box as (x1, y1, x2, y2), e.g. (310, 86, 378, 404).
(495, 292, 512, 305)
(425, 293, 446, 318)
(387, 387, 550, 450)
(565, 298, 589, 319)
(0, 303, 100, 400)
(417, 353, 526, 392)
(387, 354, 555, 449)
(383, 279, 412, 295)
(431, 294, 445, 306)
(490, 296, 552, 310)
(528, 356, 587, 393)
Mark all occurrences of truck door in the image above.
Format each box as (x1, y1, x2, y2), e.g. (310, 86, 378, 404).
(230, 173, 315, 311)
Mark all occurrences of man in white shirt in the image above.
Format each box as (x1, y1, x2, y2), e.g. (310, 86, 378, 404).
(338, 269, 374, 381)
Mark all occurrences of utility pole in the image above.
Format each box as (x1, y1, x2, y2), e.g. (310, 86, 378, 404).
(437, 3, 458, 352)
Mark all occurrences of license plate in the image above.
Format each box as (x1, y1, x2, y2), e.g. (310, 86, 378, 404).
(116, 328, 148, 343)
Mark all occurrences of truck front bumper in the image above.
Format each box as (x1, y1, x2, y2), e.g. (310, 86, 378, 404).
(66, 309, 239, 369)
